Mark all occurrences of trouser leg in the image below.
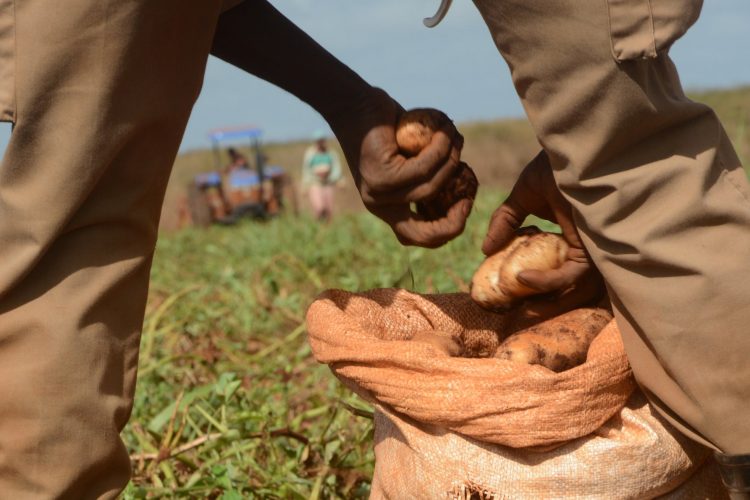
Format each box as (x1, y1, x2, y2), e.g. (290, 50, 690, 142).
(472, 0, 750, 453)
(322, 185, 335, 219)
(0, 1, 223, 497)
(308, 184, 327, 220)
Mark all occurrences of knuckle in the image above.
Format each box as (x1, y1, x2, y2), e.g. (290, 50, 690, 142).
(395, 233, 413, 246)
(491, 204, 519, 229)
(361, 161, 402, 192)
(420, 233, 445, 249)
(365, 176, 392, 193)
(363, 198, 380, 213)
(409, 165, 459, 204)
(425, 133, 452, 160)
(359, 188, 378, 206)
(392, 224, 418, 246)
(449, 213, 469, 236)
(405, 185, 432, 203)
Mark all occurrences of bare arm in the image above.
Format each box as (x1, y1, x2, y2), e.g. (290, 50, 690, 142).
(211, 1, 370, 126)
(210, 1, 472, 247)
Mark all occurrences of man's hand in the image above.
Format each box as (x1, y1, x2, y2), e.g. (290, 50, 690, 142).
(328, 88, 471, 248)
(211, 2, 470, 248)
(483, 151, 604, 317)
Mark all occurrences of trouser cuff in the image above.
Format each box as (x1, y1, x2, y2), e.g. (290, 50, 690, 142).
(716, 453, 750, 498)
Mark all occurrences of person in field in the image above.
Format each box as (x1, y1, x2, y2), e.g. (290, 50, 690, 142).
(224, 147, 250, 174)
(301, 131, 343, 222)
(0, 0, 747, 498)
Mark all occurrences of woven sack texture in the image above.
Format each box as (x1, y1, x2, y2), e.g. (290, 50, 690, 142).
(306, 288, 725, 498)
(307, 288, 635, 448)
(369, 391, 724, 499)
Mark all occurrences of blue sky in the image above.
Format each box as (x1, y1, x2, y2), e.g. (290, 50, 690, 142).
(1, 1, 748, 152)
(178, 0, 750, 151)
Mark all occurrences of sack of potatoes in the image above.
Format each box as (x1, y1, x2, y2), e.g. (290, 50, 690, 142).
(305, 108, 725, 499)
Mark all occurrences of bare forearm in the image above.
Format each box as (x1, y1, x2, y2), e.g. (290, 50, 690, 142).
(211, 1, 472, 248)
(211, 0, 373, 124)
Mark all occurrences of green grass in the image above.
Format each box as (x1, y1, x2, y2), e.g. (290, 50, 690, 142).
(124, 192, 559, 498)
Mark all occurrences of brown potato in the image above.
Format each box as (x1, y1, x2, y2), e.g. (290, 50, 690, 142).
(495, 308, 612, 372)
(395, 108, 449, 155)
(395, 108, 478, 220)
(470, 228, 568, 310)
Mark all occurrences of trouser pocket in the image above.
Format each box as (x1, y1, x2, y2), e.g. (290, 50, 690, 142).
(606, 0, 703, 62)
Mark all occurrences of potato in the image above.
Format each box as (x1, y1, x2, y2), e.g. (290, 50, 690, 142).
(395, 108, 478, 220)
(470, 228, 568, 310)
(395, 108, 448, 155)
(495, 308, 612, 372)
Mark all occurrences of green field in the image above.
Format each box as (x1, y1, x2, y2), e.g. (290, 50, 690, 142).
(126, 191, 550, 499)
(125, 86, 750, 498)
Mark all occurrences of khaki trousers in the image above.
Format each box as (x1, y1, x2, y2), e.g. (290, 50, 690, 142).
(0, 1, 225, 497)
(473, 0, 750, 453)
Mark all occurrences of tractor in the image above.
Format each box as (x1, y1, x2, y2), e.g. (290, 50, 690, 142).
(185, 126, 296, 227)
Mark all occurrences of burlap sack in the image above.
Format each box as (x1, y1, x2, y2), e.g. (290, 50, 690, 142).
(306, 288, 726, 498)
(307, 288, 635, 448)
(370, 391, 725, 499)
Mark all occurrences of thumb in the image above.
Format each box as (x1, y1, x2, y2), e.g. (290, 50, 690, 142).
(516, 260, 588, 293)
(482, 201, 527, 256)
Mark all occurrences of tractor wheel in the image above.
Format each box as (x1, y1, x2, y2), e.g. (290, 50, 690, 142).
(187, 183, 213, 227)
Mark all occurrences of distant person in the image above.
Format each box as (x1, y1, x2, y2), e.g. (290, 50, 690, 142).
(224, 147, 249, 173)
(223, 147, 262, 211)
(301, 130, 342, 222)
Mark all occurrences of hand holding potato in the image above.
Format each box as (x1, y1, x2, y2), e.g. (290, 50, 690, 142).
(482, 151, 604, 317)
(471, 227, 569, 310)
(328, 88, 473, 248)
(396, 109, 478, 221)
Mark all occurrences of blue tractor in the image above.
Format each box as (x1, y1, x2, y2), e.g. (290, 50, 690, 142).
(186, 126, 295, 226)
